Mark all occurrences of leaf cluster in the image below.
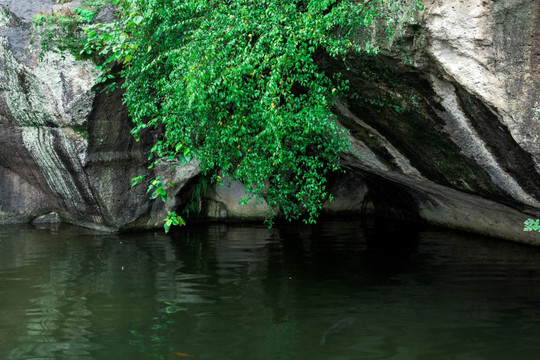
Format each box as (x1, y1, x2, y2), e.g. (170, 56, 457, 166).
(524, 218, 540, 232)
(35, 0, 421, 227)
(32, 0, 105, 57)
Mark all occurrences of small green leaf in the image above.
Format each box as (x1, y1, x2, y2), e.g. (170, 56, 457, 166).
(130, 175, 146, 188)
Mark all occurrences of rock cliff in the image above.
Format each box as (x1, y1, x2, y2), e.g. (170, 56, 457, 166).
(0, 0, 539, 244)
(0, 0, 198, 230)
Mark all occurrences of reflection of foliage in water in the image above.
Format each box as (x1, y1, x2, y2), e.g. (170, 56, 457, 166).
(128, 301, 187, 360)
(8, 245, 95, 360)
(264, 308, 299, 360)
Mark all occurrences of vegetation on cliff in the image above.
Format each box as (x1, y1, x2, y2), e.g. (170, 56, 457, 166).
(34, 0, 422, 230)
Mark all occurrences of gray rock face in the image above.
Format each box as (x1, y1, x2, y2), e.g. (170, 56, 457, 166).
(0, 0, 539, 244)
(0, 0, 100, 226)
(0, 0, 195, 231)
(322, 0, 540, 244)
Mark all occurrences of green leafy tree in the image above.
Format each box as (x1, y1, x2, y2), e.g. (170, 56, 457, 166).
(35, 0, 422, 229)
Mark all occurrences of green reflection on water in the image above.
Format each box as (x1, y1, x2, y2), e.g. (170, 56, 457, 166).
(263, 308, 298, 360)
(2, 222, 540, 359)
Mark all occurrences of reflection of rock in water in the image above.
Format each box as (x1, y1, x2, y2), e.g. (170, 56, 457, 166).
(365, 217, 419, 262)
(215, 226, 276, 285)
(8, 245, 95, 359)
(320, 317, 357, 345)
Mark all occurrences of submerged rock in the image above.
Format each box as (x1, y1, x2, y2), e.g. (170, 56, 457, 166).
(320, 317, 357, 345)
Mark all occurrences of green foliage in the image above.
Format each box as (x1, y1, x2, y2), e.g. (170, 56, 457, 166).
(181, 176, 210, 219)
(35, 0, 421, 228)
(32, 0, 104, 57)
(164, 211, 186, 234)
(147, 177, 167, 202)
(524, 218, 540, 232)
(145, 175, 188, 232)
(71, 123, 89, 139)
(130, 174, 146, 188)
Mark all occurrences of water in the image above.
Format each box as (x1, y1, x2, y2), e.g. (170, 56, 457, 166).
(2, 219, 540, 360)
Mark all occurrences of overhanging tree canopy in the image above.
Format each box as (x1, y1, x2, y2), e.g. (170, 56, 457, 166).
(35, 0, 423, 229)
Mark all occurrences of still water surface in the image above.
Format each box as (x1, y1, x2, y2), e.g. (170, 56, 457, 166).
(2, 220, 540, 359)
